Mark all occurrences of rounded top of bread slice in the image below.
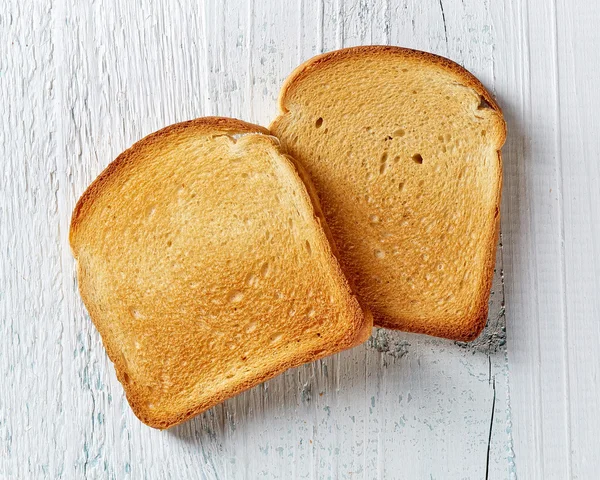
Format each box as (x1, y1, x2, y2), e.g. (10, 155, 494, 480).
(271, 47, 506, 341)
(70, 117, 371, 428)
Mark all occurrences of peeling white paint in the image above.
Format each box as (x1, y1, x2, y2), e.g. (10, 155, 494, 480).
(3, 0, 599, 479)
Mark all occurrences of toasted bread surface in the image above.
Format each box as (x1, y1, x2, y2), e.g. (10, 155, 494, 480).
(70, 117, 371, 429)
(271, 47, 506, 341)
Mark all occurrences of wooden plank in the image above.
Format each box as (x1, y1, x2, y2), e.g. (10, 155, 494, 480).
(0, 2, 66, 478)
(492, 0, 600, 477)
(490, 1, 556, 478)
(555, 0, 600, 476)
(493, 0, 575, 476)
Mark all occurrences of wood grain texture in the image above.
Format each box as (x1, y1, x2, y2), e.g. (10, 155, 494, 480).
(5, 0, 598, 478)
(491, 0, 600, 478)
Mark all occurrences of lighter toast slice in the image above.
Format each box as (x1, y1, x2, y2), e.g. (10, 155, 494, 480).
(70, 117, 371, 429)
(271, 47, 506, 341)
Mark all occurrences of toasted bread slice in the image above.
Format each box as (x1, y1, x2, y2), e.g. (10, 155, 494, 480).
(271, 47, 506, 341)
(70, 117, 371, 429)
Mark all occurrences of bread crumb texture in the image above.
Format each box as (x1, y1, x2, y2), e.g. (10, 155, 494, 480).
(70, 117, 371, 429)
(271, 47, 506, 341)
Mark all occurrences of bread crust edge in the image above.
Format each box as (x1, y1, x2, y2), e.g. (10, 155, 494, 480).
(273, 46, 505, 125)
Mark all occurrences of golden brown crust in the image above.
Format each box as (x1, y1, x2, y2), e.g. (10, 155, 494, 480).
(271, 46, 506, 341)
(70, 116, 371, 429)
(276, 46, 504, 122)
(70, 117, 270, 247)
(135, 328, 369, 429)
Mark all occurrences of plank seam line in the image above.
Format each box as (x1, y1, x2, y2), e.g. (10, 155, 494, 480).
(485, 376, 497, 480)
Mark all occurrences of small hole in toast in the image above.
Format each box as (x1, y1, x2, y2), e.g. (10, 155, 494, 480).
(227, 290, 244, 303)
(260, 262, 270, 277)
(478, 95, 493, 110)
(412, 153, 423, 164)
(245, 273, 258, 286)
(129, 307, 142, 319)
(394, 129, 405, 137)
(270, 333, 284, 344)
(305, 240, 312, 255)
(315, 117, 324, 128)
(246, 322, 257, 333)
(146, 205, 156, 218)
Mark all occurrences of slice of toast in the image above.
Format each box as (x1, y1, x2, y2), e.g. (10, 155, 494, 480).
(271, 47, 506, 341)
(70, 117, 371, 429)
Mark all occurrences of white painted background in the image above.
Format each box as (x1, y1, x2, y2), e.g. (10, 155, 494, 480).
(1, 0, 598, 478)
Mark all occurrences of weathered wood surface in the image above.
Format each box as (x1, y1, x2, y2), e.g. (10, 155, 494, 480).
(1, 0, 598, 478)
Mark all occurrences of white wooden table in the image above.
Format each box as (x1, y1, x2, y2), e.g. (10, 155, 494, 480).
(1, 0, 599, 478)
